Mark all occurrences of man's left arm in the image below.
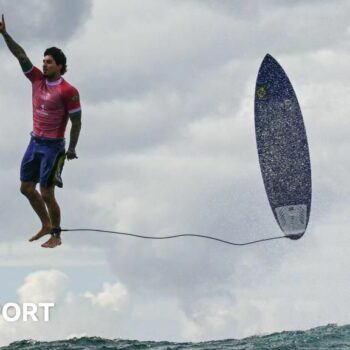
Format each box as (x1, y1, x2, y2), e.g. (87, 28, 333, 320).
(66, 111, 82, 160)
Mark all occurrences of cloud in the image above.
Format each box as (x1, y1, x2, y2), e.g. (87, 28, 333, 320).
(83, 282, 128, 311)
(16, 270, 69, 304)
(0, 271, 131, 346)
(0, 270, 68, 345)
(68, 0, 350, 105)
(0, 242, 107, 266)
(0, 0, 93, 44)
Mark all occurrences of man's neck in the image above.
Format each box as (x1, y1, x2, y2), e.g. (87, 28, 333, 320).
(46, 74, 61, 82)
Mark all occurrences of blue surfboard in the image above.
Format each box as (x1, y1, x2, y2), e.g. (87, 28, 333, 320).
(255, 54, 311, 240)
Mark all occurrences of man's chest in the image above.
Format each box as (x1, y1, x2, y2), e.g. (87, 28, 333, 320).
(33, 84, 65, 112)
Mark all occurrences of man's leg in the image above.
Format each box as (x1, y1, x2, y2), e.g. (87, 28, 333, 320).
(20, 181, 52, 241)
(40, 185, 62, 248)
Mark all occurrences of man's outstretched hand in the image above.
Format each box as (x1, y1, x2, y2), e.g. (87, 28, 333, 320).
(0, 14, 6, 34)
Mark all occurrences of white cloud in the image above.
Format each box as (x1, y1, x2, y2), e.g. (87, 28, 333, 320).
(83, 282, 128, 311)
(17, 270, 69, 304)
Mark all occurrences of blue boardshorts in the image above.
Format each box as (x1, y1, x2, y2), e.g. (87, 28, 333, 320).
(20, 133, 66, 188)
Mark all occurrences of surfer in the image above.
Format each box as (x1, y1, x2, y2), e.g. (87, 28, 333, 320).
(0, 14, 82, 248)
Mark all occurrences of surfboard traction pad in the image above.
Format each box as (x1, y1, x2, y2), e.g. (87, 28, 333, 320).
(255, 55, 311, 238)
(275, 204, 307, 236)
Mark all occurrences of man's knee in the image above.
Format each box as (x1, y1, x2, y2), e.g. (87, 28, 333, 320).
(20, 182, 36, 198)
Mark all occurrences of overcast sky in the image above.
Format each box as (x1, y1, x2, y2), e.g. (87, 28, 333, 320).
(0, 0, 350, 346)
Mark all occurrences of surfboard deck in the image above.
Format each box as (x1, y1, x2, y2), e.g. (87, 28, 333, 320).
(255, 54, 311, 239)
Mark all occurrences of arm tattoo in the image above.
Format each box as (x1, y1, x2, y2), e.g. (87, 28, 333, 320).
(68, 115, 82, 152)
(2, 32, 28, 63)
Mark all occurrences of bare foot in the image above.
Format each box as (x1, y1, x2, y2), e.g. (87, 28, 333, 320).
(41, 235, 62, 248)
(29, 226, 52, 242)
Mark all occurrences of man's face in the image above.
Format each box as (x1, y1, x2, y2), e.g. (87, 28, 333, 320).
(42, 55, 61, 79)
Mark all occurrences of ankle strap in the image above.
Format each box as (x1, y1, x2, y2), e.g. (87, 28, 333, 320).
(50, 227, 61, 237)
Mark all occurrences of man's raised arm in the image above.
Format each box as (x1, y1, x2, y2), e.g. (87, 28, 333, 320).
(0, 14, 31, 67)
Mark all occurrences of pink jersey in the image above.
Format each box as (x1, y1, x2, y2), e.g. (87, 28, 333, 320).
(24, 65, 81, 139)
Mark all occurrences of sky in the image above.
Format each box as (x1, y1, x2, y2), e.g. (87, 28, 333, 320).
(0, 0, 350, 346)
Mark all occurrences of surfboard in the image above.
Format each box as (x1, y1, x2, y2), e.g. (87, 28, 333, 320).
(254, 54, 311, 240)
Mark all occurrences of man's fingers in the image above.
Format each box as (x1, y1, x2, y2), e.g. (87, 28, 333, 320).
(66, 151, 78, 160)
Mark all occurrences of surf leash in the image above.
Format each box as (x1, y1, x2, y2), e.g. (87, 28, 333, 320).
(60, 228, 288, 246)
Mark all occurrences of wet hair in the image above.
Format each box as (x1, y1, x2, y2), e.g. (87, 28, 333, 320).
(44, 47, 67, 75)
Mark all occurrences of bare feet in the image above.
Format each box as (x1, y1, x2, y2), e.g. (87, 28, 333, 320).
(41, 235, 62, 248)
(29, 226, 51, 242)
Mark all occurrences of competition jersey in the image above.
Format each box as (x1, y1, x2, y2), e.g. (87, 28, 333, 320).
(23, 64, 81, 139)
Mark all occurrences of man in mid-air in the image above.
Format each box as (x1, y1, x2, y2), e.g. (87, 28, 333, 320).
(0, 14, 82, 248)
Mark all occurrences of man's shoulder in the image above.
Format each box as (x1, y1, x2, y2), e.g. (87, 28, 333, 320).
(60, 78, 81, 107)
(24, 65, 44, 83)
(61, 78, 79, 93)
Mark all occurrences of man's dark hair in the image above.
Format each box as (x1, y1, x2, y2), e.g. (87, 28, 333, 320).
(44, 47, 67, 75)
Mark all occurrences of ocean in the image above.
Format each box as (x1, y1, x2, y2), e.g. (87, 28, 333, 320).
(1, 324, 350, 349)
